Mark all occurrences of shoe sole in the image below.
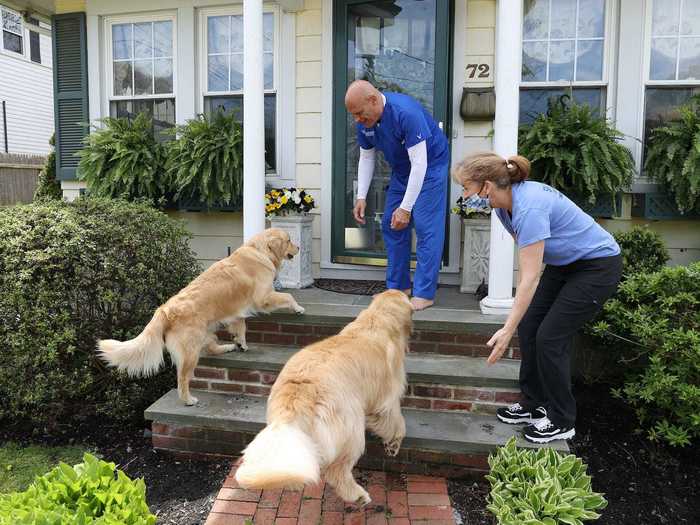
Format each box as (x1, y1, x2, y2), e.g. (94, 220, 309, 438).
(497, 413, 543, 425)
(523, 428, 576, 443)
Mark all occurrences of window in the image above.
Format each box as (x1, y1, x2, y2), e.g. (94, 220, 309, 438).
(201, 9, 277, 173)
(29, 30, 40, 63)
(643, 0, 700, 157)
(2, 7, 23, 54)
(108, 17, 176, 136)
(520, 0, 609, 124)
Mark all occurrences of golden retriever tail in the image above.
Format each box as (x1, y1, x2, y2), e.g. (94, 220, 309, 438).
(235, 422, 320, 490)
(97, 308, 168, 377)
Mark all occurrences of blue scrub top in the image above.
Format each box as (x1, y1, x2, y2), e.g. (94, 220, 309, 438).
(356, 92, 449, 184)
(494, 181, 620, 266)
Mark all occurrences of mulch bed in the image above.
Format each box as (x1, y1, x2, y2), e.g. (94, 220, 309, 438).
(448, 382, 700, 524)
(2, 383, 698, 524)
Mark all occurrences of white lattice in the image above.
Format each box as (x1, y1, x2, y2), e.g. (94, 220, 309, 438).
(460, 218, 491, 293)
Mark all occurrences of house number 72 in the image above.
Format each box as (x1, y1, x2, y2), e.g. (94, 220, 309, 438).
(465, 64, 490, 79)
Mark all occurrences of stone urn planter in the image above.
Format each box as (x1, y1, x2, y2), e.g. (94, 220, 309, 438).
(460, 217, 491, 293)
(269, 214, 314, 289)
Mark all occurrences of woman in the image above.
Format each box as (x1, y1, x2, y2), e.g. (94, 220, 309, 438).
(451, 152, 622, 443)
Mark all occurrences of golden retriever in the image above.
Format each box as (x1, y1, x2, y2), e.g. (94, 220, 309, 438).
(235, 289, 413, 505)
(97, 228, 305, 406)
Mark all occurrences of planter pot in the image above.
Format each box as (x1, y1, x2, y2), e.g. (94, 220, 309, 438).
(268, 214, 314, 289)
(460, 217, 491, 294)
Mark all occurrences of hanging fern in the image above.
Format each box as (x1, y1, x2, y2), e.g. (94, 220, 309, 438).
(76, 113, 170, 203)
(644, 94, 700, 215)
(518, 96, 634, 206)
(166, 111, 244, 208)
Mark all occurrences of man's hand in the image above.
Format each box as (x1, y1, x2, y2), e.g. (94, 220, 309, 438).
(353, 199, 367, 225)
(391, 208, 411, 230)
(486, 326, 515, 365)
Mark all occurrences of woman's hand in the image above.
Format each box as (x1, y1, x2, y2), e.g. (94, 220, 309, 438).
(486, 326, 515, 365)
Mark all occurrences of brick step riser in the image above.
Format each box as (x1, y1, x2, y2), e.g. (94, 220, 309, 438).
(191, 367, 521, 415)
(220, 320, 521, 360)
(151, 422, 489, 479)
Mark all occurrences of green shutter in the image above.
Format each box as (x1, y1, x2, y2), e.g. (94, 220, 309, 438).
(52, 12, 89, 181)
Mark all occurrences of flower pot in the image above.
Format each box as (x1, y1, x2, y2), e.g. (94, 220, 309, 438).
(460, 217, 491, 293)
(268, 214, 314, 289)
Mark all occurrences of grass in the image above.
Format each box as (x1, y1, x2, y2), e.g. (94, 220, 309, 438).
(0, 442, 86, 493)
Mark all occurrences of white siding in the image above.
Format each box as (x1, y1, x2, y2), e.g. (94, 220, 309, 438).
(0, 31, 54, 155)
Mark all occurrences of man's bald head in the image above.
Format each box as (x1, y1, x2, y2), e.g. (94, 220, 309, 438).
(345, 80, 384, 128)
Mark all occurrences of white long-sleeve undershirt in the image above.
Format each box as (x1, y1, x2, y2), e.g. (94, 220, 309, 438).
(356, 140, 428, 213)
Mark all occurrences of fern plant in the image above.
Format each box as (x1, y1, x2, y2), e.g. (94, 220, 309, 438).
(519, 96, 634, 206)
(166, 111, 243, 208)
(644, 94, 700, 214)
(76, 113, 169, 203)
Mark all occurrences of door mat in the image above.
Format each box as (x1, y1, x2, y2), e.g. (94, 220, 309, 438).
(313, 278, 387, 296)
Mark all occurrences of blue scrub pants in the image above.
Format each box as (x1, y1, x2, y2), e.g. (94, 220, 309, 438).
(381, 163, 448, 300)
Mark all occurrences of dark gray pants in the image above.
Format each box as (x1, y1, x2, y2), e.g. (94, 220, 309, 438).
(518, 255, 622, 428)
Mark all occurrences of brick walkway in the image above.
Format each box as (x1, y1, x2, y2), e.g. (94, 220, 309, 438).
(205, 461, 458, 525)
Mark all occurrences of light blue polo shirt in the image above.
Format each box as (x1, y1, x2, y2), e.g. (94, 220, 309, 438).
(494, 182, 620, 266)
(356, 92, 450, 183)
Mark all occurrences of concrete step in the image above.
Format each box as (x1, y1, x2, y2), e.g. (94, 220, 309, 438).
(145, 390, 569, 479)
(194, 344, 521, 414)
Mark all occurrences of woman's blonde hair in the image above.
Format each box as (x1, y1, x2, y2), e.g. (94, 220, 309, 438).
(451, 152, 531, 189)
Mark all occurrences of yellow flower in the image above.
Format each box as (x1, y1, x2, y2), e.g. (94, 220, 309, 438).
(304, 195, 313, 204)
(281, 196, 288, 204)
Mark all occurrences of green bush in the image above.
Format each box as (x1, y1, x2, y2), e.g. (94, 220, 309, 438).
(590, 262, 700, 446)
(166, 111, 243, 208)
(486, 437, 607, 525)
(518, 96, 634, 206)
(613, 226, 669, 276)
(33, 134, 62, 201)
(644, 94, 700, 214)
(0, 198, 200, 429)
(76, 113, 170, 203)
(0, 453, 155, 524)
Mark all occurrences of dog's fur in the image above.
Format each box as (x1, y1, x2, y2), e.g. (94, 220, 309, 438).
(235, 290, 413, 505)
(97, 228, 305, 406)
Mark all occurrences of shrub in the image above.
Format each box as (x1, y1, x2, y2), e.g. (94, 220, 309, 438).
(166, 111, 243, 208)
(590, 262, 700, 446)
(644, 94, 700, 214)
(0, 198, 200, 429)
(518, 96, 634, 206)
(613, 226, 669, 276)
(0, 453, 156, 524)
(486, 437, 607, 525)
(76, 113, 169, 203)
(33, 134, 62, 201)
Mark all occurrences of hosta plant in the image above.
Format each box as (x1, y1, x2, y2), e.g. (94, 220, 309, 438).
(0, 453, 156, 524)
(644, 94, 700, 214)
(486, 437, 607, 525)
(519, 96, 634, 206)
(166, 111, 243, 208)
(77, 113, 169, 203)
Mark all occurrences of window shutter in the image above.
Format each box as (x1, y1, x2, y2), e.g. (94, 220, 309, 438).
(52, 13, 88, 180)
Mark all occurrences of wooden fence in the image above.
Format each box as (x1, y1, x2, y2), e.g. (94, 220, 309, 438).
(0, 153, 45, 205)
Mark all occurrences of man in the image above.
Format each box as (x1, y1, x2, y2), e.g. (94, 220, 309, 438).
(345, 80, 450, 310)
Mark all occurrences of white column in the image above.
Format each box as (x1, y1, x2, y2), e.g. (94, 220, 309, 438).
(176, 7, 196, 125)
(480, 0, 523, 315)
(243, 0, 266, 240)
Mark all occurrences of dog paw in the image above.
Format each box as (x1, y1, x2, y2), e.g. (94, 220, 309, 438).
(239, 343, 249, 352)
(293, 305, 305, 315)
(354, 492, 371, 508)
(184, 396, 199, 406)
(384, 438, 402, 457)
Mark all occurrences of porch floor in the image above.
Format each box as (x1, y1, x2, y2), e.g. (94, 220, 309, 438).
(284, 284, 482, 310)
